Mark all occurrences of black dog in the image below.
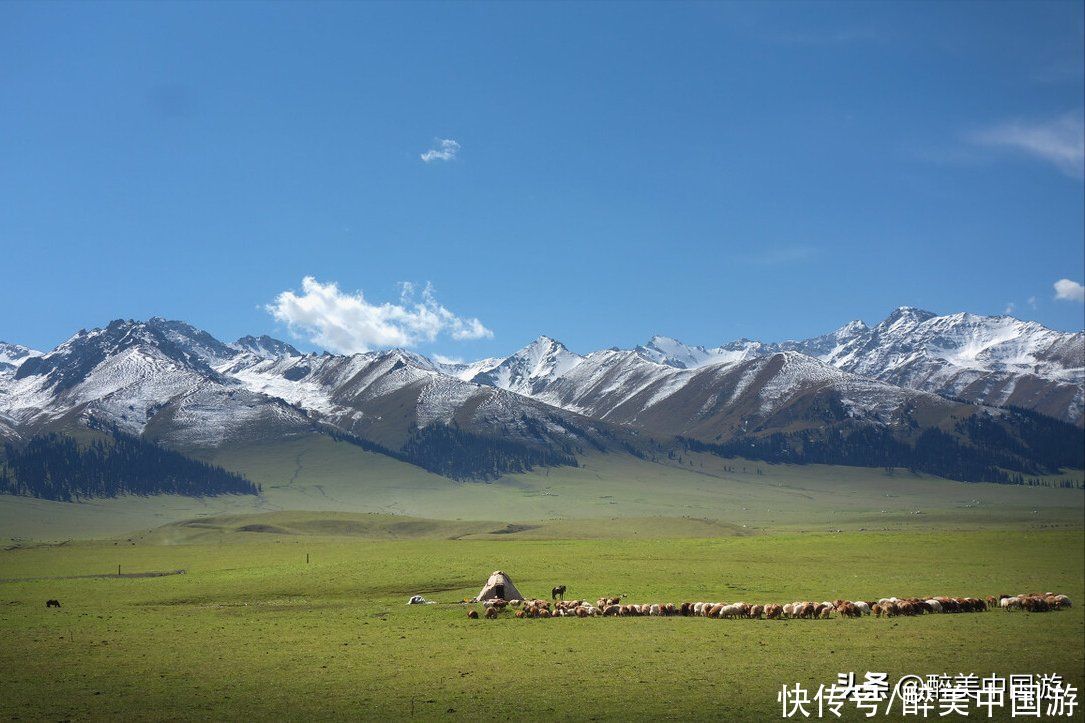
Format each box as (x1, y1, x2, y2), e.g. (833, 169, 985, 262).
(551, 585, 566, 601)
(45, 599, 61, 608)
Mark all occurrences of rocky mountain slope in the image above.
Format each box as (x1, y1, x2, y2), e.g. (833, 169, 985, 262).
(0, 318, 629, 480)
(1, 309, 1081, 486)
(3, 319, 314, 449)
(0, 342, 41, 374)
(472, 339, 961, 440)
(618, 308, 1083, 425)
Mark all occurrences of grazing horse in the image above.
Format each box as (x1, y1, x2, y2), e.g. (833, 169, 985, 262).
(551, 585, 567, 601)
(45, 599, 61, 608)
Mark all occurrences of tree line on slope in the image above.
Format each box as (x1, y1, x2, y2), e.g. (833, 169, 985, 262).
(0, 431, 259, 501)
(325, 422, 579, 481)
(401, 423, 578, 480)
(679, 409, 1084, 487)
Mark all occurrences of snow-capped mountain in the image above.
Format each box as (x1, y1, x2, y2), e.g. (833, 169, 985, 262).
(470, 340, 956, 439)
(0, 308, 1081, 484)
(634, 336, 757, 369)
(471, 336, 584, 396)
(613, 309, 1083, 425)
(2, 319, 313, 448)
(0, 342, 41, 374)
(578, 351, 958, 440)
(231, 335, 301, 359)
(432, 356, 504, 382)
(220, 345, 618, 453)
(0, 318, 629, 459)
(814, 308, 1084, 425)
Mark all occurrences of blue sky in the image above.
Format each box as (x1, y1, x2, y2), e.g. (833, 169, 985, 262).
(1, 1, 1083, 358)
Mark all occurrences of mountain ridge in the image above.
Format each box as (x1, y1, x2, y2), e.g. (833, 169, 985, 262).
(1, 308, 1081, 488)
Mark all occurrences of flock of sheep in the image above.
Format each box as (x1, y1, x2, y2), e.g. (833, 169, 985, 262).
(999, 593, 1074, 612)
(466, 592, 1072, 620)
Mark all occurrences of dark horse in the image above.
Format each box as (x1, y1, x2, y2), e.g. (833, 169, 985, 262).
(45, 599, 61, 608)
(551, 585, 567, 601)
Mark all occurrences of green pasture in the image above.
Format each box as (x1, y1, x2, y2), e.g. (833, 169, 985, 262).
(3, 434, 1082, 541)
(1, 521, 1082, 721)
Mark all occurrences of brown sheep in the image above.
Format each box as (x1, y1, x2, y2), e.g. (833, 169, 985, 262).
(750, 605, 764, 619)
(835, 602, 859, 618)
(467, 609, 479, 619)
(485, 607, 498, 619)
(765, 604, 782, 620)
(1022, 596, 1050, 613)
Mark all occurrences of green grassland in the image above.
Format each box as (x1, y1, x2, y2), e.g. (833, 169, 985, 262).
(3, 433, 1082, 541)
(2, 436, 1082, 719)
(0, 523, 1082, 721)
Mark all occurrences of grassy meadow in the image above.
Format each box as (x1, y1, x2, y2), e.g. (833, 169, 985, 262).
(1, 516, 1083, 721)
(2, 434, 1082, 541)
(1, 440, 1083, 720)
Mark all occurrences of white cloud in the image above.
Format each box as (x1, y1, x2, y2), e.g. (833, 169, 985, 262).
(1004, 302, 1016, 315)
(1054, 278, 1085, 303)
(420, 138, 460, 163)
(1027, 296, 1038, 310)
(970, 113, 1085, 179)
(266, 277, 492, 354)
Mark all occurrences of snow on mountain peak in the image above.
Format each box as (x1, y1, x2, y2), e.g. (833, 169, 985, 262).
(881, 306, 938, 329)
(636, 336, 714, 369)
(0, 304, 1080, 456)
(231, 335, 301, 359)
(471, 335, 583, 396)
(838, 320, 869, 334)
(0, 342, 42, 373)
(433, 356, 504, 382)
(636, 336, 768, 370)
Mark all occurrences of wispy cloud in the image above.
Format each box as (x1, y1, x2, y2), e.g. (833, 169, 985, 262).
(969, 113, 1084, 179)
(1004, 302, 1016, 315)
(420, 138, 460, 163)
(432, 353, 464, 365)
(1027, 296, 1038, 310)
(1054, 278, 1085, 303)
(267, 277, 492, 354)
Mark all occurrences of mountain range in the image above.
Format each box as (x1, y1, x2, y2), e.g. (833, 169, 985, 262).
(1, 308, 1082, 489)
